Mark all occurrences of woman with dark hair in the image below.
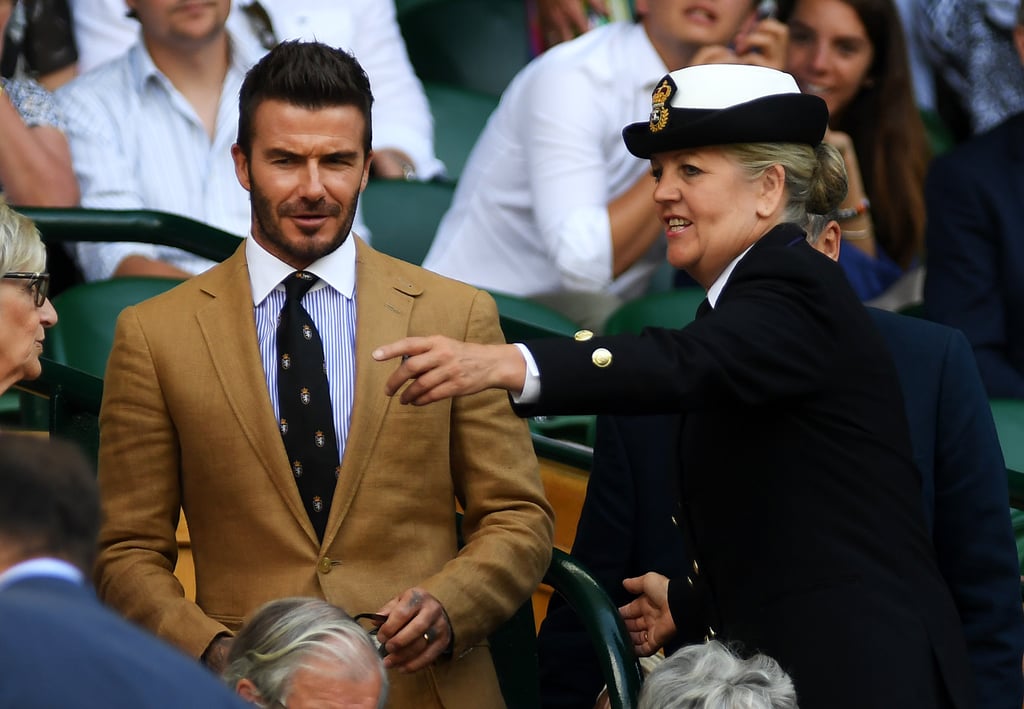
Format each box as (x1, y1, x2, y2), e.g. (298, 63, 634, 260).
(781, 0, 929, 301)
(374, 63, 972, 708)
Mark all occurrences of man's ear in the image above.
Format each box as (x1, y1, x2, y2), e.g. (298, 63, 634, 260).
(756, 164, 787, 218)
(813, 220, 842, 262)
(360, 150, 374, 194)
(231, 144, 251, 193)
(235, 679, 260, 703)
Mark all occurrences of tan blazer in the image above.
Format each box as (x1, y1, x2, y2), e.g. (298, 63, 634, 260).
(95, 239, 554, 708)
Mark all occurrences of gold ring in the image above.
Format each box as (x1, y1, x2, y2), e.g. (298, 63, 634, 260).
(423, 628, 435, 644)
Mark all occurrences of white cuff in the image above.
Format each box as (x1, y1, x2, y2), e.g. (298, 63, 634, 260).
(511, 343, 541, 404)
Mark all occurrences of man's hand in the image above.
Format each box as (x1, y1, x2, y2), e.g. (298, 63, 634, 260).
(536, 0, 609, 48)
(619, 573, 677, 657)
(374, 587, 453, 672)
(690, 17, 788, 70)
(372, 337, 526, 405)
(731, 17, 788, 69)
(201, 635, 234, 674)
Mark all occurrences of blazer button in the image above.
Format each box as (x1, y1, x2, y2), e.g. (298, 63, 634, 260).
(671, 515, 679, 527)
(692, 560, 700, 576)
(686, 575, 694, 587)
(591, 348, 612, 368)
(574, 329, 595, 341)
(317, 556, 333, 574)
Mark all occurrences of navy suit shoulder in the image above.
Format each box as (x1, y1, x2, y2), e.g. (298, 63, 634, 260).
(0, 577, 248, 709)
(924, 112, 1024, 397)
(870, 310, 1024, 709)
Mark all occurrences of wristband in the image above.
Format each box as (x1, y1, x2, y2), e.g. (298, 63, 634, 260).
(836, 197, 870, 221)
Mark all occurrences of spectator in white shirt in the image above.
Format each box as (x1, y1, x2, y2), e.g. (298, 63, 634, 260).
(423, 0, 786, 330)
(59, 0, 442, 282)
(56, 0, 258, 281)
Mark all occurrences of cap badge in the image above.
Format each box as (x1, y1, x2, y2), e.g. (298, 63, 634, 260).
(649, 79, 673, 133)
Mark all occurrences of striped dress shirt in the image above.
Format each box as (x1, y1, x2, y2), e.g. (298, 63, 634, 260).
(55, 38, 259, 282)
(247, 235, 357, 463)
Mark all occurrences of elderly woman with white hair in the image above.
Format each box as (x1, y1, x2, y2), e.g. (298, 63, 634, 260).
(638, 641, 797, 709)
(0, 199, 57, 395)
(372, 63, 974, 708)
(224, 597, 387, 709)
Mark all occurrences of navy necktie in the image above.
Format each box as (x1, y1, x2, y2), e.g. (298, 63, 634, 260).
(277, 271, 339, 541)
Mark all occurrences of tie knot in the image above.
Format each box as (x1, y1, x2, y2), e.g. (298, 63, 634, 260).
(283, 271, 318, 302)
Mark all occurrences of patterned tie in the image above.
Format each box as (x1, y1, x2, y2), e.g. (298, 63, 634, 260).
(277, 271, 340, 541)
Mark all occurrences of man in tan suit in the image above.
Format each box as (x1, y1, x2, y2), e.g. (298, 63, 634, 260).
(94, 40, 554, 709)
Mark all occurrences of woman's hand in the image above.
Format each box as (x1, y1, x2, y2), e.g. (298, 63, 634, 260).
(620, 572, 677, 657)
(372, 337, 527, 405)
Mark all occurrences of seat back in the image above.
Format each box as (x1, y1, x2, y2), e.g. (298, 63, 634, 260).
(399, 0, 530, 97)
(603, 288, 707, 335)
(423, 81, 499, 180)
(15, 207, 242, 261)
(46, 277, 184, 378)
(489, 291, 579, 342)
(16, 359, 104, 462)
(988, 399, 1024, 577)
(360, 179, 455, 266)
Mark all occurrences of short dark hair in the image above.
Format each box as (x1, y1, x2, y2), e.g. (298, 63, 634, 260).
(0, 436, 100, 574)
(236, 40, 374, 159)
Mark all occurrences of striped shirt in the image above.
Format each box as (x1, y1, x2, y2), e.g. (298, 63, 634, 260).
(247, 234, 357, 463)
(55, 37, 259, 282)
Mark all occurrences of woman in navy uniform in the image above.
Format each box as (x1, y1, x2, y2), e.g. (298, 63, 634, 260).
(375, 63, 973, 708)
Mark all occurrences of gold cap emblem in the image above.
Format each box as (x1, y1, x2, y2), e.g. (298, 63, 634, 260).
(649, 79, 673, 133)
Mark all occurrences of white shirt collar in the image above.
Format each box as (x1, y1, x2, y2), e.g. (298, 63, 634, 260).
(0, 557, 83, 591)
(246, 232, 357, 306)
(706, 244, 756, 308)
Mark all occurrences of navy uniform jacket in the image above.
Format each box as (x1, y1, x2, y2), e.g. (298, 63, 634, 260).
(0, 576, 250, 709)
(537, 311, 1024, 709)
(924, 111, 1024, 397)
(518, 224, 973, 709)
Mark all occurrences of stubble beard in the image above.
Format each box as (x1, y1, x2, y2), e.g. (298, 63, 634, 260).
(248, 172, 359, 268)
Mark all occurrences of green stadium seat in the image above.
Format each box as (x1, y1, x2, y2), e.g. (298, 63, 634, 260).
(360, 179, 454, 265)
(423, 81, 498, 181)
(602, 287, 707, 334)
(399, 0, 530, 97)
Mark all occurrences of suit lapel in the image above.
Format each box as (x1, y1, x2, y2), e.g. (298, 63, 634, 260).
(322, 239, 422, 544)
(196, 245, 318, 545)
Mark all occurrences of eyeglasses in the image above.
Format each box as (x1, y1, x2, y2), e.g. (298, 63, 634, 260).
(2, 272, 50, 307)
(353, 612, 390, 658)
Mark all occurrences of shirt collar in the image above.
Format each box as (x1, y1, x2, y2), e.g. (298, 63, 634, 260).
(0, 558, 83, 591)
(706, 244, 756, 308)
(246, 232, 357, 306)
(128, 29, 258, 94)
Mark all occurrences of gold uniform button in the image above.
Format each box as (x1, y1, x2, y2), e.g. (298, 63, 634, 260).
(591, 348, 612, 368)
(317, 556, 333, 575)
(574, 329, 594, 341)
(692, 560, 700, 575)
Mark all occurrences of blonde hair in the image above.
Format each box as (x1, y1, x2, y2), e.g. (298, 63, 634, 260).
(0, 199, 46, 274)
(724, 142, 848, 227)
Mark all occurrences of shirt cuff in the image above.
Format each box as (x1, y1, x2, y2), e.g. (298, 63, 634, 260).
(511, 343, 541, 404)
